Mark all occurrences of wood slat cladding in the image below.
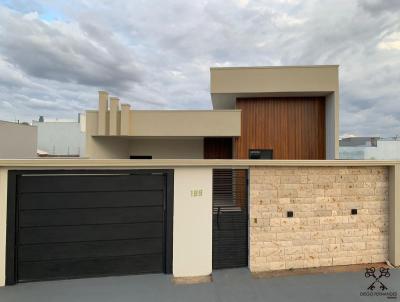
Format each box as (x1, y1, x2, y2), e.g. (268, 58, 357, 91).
(235, 97, 325, 159)
(204, 137, 233, 159)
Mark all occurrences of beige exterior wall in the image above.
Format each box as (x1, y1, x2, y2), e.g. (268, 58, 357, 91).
(389, 164, 400, 265)
(98, 91, 108, 135)
(87, 111, 205, 159)
(249, 166, 389, 272)
(210, 66, 339, 159)
(326, 93, 339, 159)
(87, 109, 241, 138)
(0, 121, 37, 158)
(130, 138, 203, 159)
(85, 109, 240, 158)
(120, 104, 130, 135)
(173, 167, 213, 277)
(0, 159, 396, 168)
(85, 112, 130, 159)
(87, 137, 130, 159)
(0, 169, 7, 286)
(129, 110, 241, 137)
(87, 136, 204, 160)
(211, 65, 339, 95)
(109, 97, 120, 136)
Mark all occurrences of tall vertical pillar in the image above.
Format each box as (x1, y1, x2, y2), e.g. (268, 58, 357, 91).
(109, 97, 120, 135)
(389, 164, 400, 266)
(121, 104, 131, 136)
(98, 91, 109, 135)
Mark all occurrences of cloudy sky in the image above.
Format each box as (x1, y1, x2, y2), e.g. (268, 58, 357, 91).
(0, 0, 399, 137)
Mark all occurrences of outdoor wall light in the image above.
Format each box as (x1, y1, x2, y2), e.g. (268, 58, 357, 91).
(351, 209, 358, 215)
(287, 211, 294, 218)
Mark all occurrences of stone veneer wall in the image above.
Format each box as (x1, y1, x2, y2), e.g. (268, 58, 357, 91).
(249, 166, 389, 272)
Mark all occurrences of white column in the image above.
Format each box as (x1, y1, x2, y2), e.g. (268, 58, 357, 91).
(173, 167, 213, 277)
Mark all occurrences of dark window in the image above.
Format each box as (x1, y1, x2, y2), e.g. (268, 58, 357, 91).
(249, 149, 273, 159)
(204, 137, 233, 159)
(130, 155, 152, 159)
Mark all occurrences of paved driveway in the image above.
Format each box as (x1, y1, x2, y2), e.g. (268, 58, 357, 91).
(1, 268, 399, 302)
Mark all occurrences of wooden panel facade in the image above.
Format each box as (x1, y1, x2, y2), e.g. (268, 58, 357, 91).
(234, 97, 325, 159)
(204, 138, 233, 159)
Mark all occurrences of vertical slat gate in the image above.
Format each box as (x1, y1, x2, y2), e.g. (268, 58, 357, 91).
(212, 169, 248, 269)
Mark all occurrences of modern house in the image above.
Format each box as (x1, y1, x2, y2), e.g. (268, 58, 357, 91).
(1, 65, 398, 288)
(85, 65, 339, 160)
(32, 114, 86, 157)
(0, 121, 37, 158)
(340, 136, 400, 160)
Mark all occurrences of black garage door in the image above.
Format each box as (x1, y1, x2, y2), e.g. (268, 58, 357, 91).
(6, 170, 173, 284)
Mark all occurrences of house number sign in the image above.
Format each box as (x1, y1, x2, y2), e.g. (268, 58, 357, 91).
(190, 189, 203, 197)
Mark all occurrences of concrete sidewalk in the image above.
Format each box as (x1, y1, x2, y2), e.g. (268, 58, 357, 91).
(1, 268, 399, 302)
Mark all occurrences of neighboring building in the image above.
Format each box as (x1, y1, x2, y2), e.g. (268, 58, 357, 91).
(32, 114, 86, 157)
(340, 136, 400, 160)
(86, 65, 339, 159)
(0, 120, 37, 158)
(339, 136, 379, 147)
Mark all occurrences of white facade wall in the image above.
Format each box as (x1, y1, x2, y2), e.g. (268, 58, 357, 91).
(173, 167, 213, 277)
(340, 140, 400, 160)
(33, 121, 85, 156)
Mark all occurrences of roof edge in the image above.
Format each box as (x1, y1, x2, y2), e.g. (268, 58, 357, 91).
(210, 65, 339, 70)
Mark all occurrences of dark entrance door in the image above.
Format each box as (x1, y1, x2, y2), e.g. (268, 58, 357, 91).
(204, 137, 233, 159)
(212, 169, 248, 269)
(6, 170, 173, 284)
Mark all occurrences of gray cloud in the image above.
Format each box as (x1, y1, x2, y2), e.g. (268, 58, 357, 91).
(0, 0, 399, 137)
(359, 0, 400, 14)
(0, 7, 142, 91)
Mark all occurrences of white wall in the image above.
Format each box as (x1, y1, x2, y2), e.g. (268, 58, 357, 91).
(339, 147, 366, 159)
(340, 140, 400, 160)
(33, 121, 85, 156)
(173, 167, 213, 277)
(367, 141, 400, 160)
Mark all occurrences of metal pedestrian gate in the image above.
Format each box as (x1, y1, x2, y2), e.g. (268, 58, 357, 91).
(212, 169, 248, 269)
